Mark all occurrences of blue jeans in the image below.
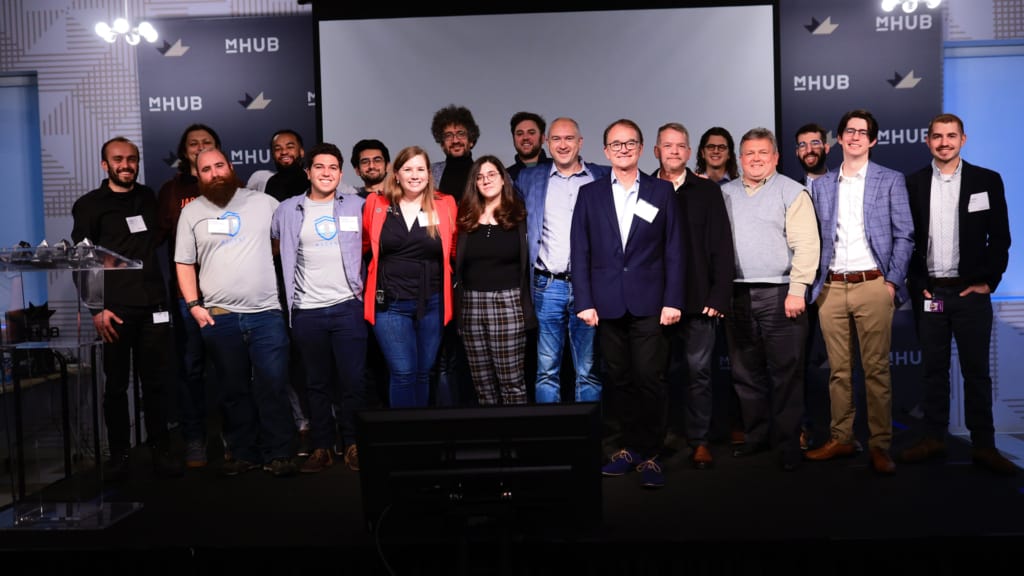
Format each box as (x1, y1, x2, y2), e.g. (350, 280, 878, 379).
(174, 297, 207, 443)
(291, 299, 366, 449)
(532, 275, 601, 403)
(374, 293, 443, 408)
(200, 309, 294, 463)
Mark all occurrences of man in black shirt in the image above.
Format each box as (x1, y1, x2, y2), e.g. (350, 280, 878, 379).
(264, 129, 307, 201)
(71, 137, 181, 478)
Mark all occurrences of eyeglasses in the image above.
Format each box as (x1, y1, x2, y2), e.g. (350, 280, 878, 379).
(606, 140, 639, 152)
(843, 128, 870, 138)
(703, 143, 729, 152)
(442, 130, 468, 142)
(476, 171, 501, 183)
(359, 156, 385, 166)
(796, 140, 823, 150)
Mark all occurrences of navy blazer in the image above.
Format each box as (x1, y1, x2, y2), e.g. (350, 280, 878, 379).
(905, 160, 1011, 294)
(810, 161, 915, 305)
(570, 171, 684, 319)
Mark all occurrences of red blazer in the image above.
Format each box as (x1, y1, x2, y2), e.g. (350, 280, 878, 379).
(361, 191, 458, 325)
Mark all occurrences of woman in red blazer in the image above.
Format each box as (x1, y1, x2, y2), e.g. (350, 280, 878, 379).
(362, 145, 457, 408)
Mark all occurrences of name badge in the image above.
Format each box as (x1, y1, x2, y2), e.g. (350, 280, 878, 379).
(338, 216, 359, 232)
(152, 311, 170, 324)
(923, 299, 943, 313)
(968, 191, 990, 213)
(417, 211, 437, 227)
(634, 199, 659, 223)
(125, 215, 147, 233)
(208, 219, 231, 234)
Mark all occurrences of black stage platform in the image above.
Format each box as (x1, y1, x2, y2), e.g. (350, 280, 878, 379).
(2, 418, 1022, 575)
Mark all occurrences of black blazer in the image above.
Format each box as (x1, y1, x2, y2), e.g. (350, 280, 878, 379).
(905, 160, 1011, 294)
(675, 169, 735, 316)
(453, 219, 537, 332)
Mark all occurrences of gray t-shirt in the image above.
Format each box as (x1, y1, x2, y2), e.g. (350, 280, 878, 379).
(175, 188, 281, 313)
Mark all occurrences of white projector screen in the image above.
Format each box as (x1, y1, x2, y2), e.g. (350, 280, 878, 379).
(319, 6, 775, 188)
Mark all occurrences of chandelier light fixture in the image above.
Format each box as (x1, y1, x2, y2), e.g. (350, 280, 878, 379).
(881, 0, 942, 13)
(95, 0, 158, 45)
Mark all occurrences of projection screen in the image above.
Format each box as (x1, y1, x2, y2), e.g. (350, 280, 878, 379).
(318, 5, 775, 188)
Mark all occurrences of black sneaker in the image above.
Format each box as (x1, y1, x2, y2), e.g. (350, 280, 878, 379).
(221, 458, 259, 477)
(263, 458, 298, 478)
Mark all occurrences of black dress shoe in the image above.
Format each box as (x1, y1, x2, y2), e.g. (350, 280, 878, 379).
(732, 442, 768, 458)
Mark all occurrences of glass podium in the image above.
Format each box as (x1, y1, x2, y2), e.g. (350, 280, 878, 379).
(0, 243, 144, 529)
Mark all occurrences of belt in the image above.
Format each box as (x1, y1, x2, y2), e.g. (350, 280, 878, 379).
(828, 269, 883, 283)
(535, 268, 571, 281)
(207, 306, 234, 316)
(930, 277, 963, 288)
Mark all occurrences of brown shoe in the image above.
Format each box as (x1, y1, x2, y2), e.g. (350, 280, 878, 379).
(730, 428, 745, 446)
(972, 447, 1018, 476)
(690, 445, 713, 470)
(900, 437, 946, 463)
(344, 444, 360, 472)
(805, 438, 857, 461)
(870, 447, 896, 475)
(300, 448, 333, 474)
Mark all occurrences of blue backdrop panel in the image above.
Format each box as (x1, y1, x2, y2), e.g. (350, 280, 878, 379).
(778, 0, 942, 180)
(138, 15, 316, 188)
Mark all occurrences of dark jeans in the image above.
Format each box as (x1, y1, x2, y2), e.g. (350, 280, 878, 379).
(173, 297, 206, 443)
(667, 314, 718, 447)
(291, 299, 366, 449)
(373, 293, 443, 408)
(103, 307, 172, 453)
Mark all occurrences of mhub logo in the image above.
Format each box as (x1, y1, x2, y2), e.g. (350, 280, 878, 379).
(148, 96, 203, 112)
(239, 92, 272, 110)
(877, 127, 928, 146)
(225, 37, 280, 54)
(793, 74, 849, 92)
(888, 70, 922, 89)
(231, 149, 272, 166)
(876, 14, 933, 32)
(307, 91, 316, 107)
(804, 16, 838, 35)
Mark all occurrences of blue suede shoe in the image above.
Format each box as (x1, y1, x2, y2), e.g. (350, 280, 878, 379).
(602, 448, 641, 476)
(637, 457, 664, 489)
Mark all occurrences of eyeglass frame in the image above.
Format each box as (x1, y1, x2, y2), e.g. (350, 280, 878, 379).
(605, 139, 640, 152)
(796, 140, 824, 150)
(442, 129, 469, 142)
(703, 143, 729, 152)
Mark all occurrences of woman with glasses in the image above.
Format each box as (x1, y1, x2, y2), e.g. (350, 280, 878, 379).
(454, 156, 536, 405)
(362, 146, 458, 408)
(695, 126, 740, 184)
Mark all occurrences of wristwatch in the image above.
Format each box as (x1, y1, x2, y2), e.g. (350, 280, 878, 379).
(186, 299, 203, 309)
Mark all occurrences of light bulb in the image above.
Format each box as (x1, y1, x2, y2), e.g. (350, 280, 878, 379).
(94, 22, 116, 42)
(137, 21, 158, 43)
(112, 18, 130, 34)
(881, 0, 900, 12)
(124, 31, 141, 46)
(925, 0, 942, 8)
(902, 0, 920, 13)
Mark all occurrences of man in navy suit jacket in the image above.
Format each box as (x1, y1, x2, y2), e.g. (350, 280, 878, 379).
(571, 119, 684, 489)
(805, 110, 914, 475)
(900, 113, 1016, 476)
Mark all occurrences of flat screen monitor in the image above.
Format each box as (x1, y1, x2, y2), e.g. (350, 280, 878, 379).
(355, 402, 603, 537)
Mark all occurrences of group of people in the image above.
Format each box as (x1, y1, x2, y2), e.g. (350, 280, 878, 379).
(70, 104, 1014, 487)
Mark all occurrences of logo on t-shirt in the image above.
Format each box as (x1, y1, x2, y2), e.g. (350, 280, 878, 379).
(314, 215, 338, 241)
(220, 211, 241, 236)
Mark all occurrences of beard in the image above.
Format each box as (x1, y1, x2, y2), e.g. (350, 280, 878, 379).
(107, 166, 137, 189)
(799, 152, 827, 174)
(199, 176, 237, 207)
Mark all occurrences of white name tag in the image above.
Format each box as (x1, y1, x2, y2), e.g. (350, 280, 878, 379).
(338, 216, 359, 232)
(125, 215, 147, 233)
(152, 311, 170, 324)
(417, 211, 437, 227)
(208, 219, 231, 234)
(634, 199, 659, 223)
(968, 191, 990, 213)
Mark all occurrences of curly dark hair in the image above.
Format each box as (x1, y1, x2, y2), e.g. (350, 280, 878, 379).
(431, 104, 480, 145)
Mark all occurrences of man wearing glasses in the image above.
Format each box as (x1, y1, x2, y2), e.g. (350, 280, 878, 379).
(804, 109, 914, 475)
(795, 123, 831, 186)
(572, 119, 683, 489)
(350, 139, 390, 199)
(429, 105, 480, 407)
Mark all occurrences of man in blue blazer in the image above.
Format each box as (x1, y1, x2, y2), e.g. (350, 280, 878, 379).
(805, 109, 914, 475)
(900, 113, 1016, 476)
(516, 117, 611, 405)
(571, 119, 684, 489)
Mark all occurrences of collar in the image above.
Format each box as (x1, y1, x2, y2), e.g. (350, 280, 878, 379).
(931, 157, 963, 180)
(838, 162, 868, 182)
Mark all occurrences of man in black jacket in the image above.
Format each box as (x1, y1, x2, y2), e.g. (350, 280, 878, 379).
(652, 123, 735, 470)
(71, 137, 181, 478)
(900, 113, 1016, 476)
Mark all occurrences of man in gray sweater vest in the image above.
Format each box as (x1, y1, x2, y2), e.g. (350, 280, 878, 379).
(720, 127, 820, 472)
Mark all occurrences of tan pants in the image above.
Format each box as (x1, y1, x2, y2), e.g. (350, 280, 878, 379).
(816, 277, 895, 450)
